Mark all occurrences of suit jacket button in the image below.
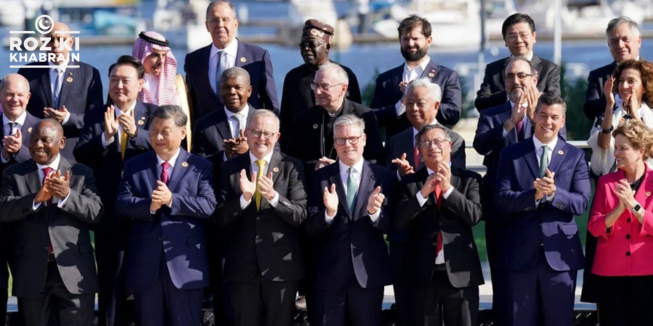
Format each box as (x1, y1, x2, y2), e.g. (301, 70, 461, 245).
(626, 251, 631, 256)
(256, 235, 260, 239)
(626, 234, 631, 239)
(256, 217, 260, 221)
(540, 243, 544, 247)
(627, 218, 632, 223)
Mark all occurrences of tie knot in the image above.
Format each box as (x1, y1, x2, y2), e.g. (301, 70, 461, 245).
(255, 159, 265, 168)
(161, 161, 170, 170)
(42, 167, 53, 177)
(541, 145, 548, 151)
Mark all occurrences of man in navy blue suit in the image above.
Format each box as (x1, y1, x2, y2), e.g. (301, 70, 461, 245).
(116, 105, 216, 326)
(185, 0, 278, 121)
(18, 21, 103, 162)
(369, 15, 461, 141)
(306, 114, 393, 326)
(74, 55, 156, 326)
(494, 93, 590, 326)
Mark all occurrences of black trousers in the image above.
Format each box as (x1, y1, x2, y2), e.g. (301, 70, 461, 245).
(20, 261, 95, 326)
(310, 285, 384, 326)
(0, 288, 6, 324)
(412, 268, 479, 326)
(228, 274, 299, 326)
(95, 230, 133, 326)
(597, 275, 653, 326)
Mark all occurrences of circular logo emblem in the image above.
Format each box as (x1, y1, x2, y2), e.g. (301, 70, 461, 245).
(35, 15, 54, 34)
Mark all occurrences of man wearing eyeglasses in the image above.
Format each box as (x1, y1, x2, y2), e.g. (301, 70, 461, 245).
(393, 124, 483, 326)
(214, 109, 307, 326)
(184, 0, 278, 122)
(279, 19, 362, 152)
(306, 114, 392, 326)
(287, 64, 385, 175)
(475, 13, 560, 111)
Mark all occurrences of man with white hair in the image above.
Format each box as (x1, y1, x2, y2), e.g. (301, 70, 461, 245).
(132, 31, 179, 105)
(287, 64, 385, 174)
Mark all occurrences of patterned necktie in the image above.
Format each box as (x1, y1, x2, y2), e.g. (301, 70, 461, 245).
(540, 145, 549, 177)
(215, 51, 227, 94)
(413, 134, 421, 169)
(255, 159, 265, 210)
(161, 161, 170, 184)
(53, 69, 63, 109)
(346, 167, 358, 213)
(434, 183, 444, 261)
(42, 167, 54, 256)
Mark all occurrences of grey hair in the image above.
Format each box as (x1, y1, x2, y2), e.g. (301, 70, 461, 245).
(150, 105, 188, 127)
(0, 73, 30, 93)
(206, 1, 237, 20)
(221, 67, 251, 87)
(416, 124, 451, 143)
(606, 16, 640, 37)
(405, 78, 442, 103)
(247, 109, 280, 131)
(333, 114, 365, 136)
(316, 63, 349, 85)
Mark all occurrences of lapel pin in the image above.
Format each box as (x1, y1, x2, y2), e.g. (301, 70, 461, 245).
(27, 127, 32, 133)
(428, 69, 435, 78)
(182, 162, 188, 167)
(68, 71, 72, 75)
(273, 167, 279, 173)
(647, 191, 651, 197)
(313, 124, 318, 129)
(138, 120, 144, 126)
(240, 57, 246, 63)
(558, 150, 564, 155)
(66, 77, 73, 83)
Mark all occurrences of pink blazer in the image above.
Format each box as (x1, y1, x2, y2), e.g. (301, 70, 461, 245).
(588, 167, 653, 276)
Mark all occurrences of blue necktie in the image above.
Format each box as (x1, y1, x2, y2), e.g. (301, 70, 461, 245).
(53, 70, 62, 109)
(215, 51, 227, 94)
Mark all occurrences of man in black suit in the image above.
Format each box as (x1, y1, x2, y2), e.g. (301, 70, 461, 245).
(185, 0, 278, 121)
(279, 19, 361, 150)
(394, 124, 483, 326)
(287, 64, 385, 173)
(370, 15, 461, 141)
(0, 119, 103, 326)
(475, 13, 560, 111)
(74, 55, 155, 326)
(215, 109, 307, 326)
(306, 114, 393, 326)
(583, 16, 642, 121)
(18, 22, 103, 162)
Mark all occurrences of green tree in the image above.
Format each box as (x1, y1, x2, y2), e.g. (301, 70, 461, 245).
(560, 63, 593, 140)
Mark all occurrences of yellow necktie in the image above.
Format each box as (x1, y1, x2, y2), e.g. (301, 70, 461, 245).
(255, 159, 265, 210)
(120, 130, 128, 160)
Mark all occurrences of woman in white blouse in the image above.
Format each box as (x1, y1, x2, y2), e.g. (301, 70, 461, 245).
(589, 60, 653, 176)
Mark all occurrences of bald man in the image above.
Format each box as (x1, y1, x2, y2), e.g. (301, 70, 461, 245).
(18, 21, 103, 163)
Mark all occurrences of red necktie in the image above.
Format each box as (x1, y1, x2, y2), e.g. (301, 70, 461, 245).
(161, 161, 170, 184)
(434, 183, 443, 258)
(515, 118, 524, 141)
(42, 167, 54, 256)
(413, 134, 421, 169)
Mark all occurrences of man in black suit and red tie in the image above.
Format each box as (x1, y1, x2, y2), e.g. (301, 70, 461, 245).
(185, 0, 278, 122)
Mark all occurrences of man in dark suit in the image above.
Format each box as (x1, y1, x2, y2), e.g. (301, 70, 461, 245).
(394, 124, 483, 326)
(370, 15, 461, 141)
(279, 19, 361, 150)
(287, 64, 385, 174)
(185, 0, 278, 121)
(473, 57, 567, 325)
(116, 105, 216, 326)
(0, 119, 103, 326)
(494, 94, 591, 326)
(73, 55, 155, 326)
(306, 114, 393, 326)
(18, 22, 103, 162)
(583, 16, 642, 120)
(215, 109, 307, 326)
(475, 13, 561, 111)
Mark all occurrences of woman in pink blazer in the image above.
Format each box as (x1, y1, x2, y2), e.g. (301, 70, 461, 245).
(588, 119, 653, 326)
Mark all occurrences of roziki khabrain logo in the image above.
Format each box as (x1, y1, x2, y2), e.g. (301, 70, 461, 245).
(9, 15, 81, 68)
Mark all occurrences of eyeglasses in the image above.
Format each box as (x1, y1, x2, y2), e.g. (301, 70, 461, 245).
(418, 138, 449, 149)
(206, 17, 232, 25)
(334, 135, 363, 146)
(299, 41, 325, 49)
(505, 73, 534, 81)
(506, 32, 532, 41)
(247, 129, 277, 139)
(310, 83, 343, 92)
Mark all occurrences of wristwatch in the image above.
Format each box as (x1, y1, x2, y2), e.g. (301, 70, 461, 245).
(631, 203, 642, 214)
(601, 125, 614, 134)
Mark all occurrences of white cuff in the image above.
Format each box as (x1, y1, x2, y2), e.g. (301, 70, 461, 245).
(240, 194, 252, 210)
(502, 127, 510, 137)
(325, 211, 336, 224)
(396, 170, 402, 181)
(369, 209, 381, 223)
(395, 100, 406, 117)
(56, 191, 71, 208)
(268, 192, 279, 207)
(62, 111, 71, 125)
(0, 151, 10, 164)
(416, 192, 428, 207)
(101, 132, 114, 148)
(33, 200, 42, 211)
(442, 186, 454, 199)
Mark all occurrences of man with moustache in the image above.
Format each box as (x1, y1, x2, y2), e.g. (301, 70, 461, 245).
(0, 119, 103, 326)
(287, 64, 384, 174)
(185, 0, 278, 121)
(494, 94, 590, 326)
(475, 13, 561, 111)
(306, 114, 392, 326)
(394, 124, 483, 326)
(279, 19, 361, 150)
(215, 109, 307, 326)
(583, 16, 642, 120)
(74, 55, 156, 326)
(116, 105, 216, 326)
(132, 31, 179, 105)
(370, 15, 461, 141)
(18, 21, 103, 162)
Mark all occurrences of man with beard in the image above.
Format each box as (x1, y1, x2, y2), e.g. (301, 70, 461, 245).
(279, 19, 361, 151)
(370, 15, 461, 141)
(18, 21, 103, 162)
(475, 13, 560, 111)
(132, 31, 179, 106)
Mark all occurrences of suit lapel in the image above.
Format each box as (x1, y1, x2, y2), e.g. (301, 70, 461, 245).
(635, 168, 653, 213)
(235, 40, 246, 68)
(146, 152, 159, 190)
(546, 139, 567, 176)
(24, 160, 41, 194)
(390, 64, 403, 97)
(57, 69, 73, 108)
(354, 161, 375, 219)
(214, 109, 232, 140)
(40, 69, 54, 107)
(420, 59, 438, 79)
(23, 114, 37, 141)
(200, 45, 222, 100)
(531, 55, 543, 72)
(167, 149, 191, 193)
(522, 140, 541, 179)
(330, 164, 352, 219)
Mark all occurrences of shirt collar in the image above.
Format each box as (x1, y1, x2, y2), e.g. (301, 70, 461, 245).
(404, 56, 431, 75)
(426, 161, 451, 176)
(533, 134, 558, 152)
(511, 52, 534, 61)
(48, 59, 68, 73)
(339, 157, 365, 176)
(115, 101, 137, 116)
(412, 120, 439, 138)
(224, 104, 249, 120)
(36, 154, 61, 173)
(249, 150, 274, 166)
(211, 38, 239, 59)
(3, 110, 27, 127)
(156, 147, 181, 167)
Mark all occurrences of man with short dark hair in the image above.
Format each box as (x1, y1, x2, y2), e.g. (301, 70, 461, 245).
(370, 15, 461, 141)
(475, 13, 560, 111)
(116, 105, 216, 326)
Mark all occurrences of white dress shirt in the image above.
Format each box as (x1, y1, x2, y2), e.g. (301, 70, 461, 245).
(240, 151, 280, 209)
(101, 102, 137, 148)
(0, 111, 27, 164)
(415, 166, 454, 265)
(533, 135, 558, 205)
(32, 154, 70, 210)
(325, 159, 381, 224)
(395, 56, 432, 116)
(48, 60, 71, 124)
(209, 39, 239, 94)
(225, 105, 249, 138)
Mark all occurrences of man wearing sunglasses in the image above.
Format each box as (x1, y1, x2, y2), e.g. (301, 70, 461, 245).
(280, 19, 362, 151)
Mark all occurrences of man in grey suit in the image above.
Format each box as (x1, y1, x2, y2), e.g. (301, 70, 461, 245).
(0, 119, 103, 326)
